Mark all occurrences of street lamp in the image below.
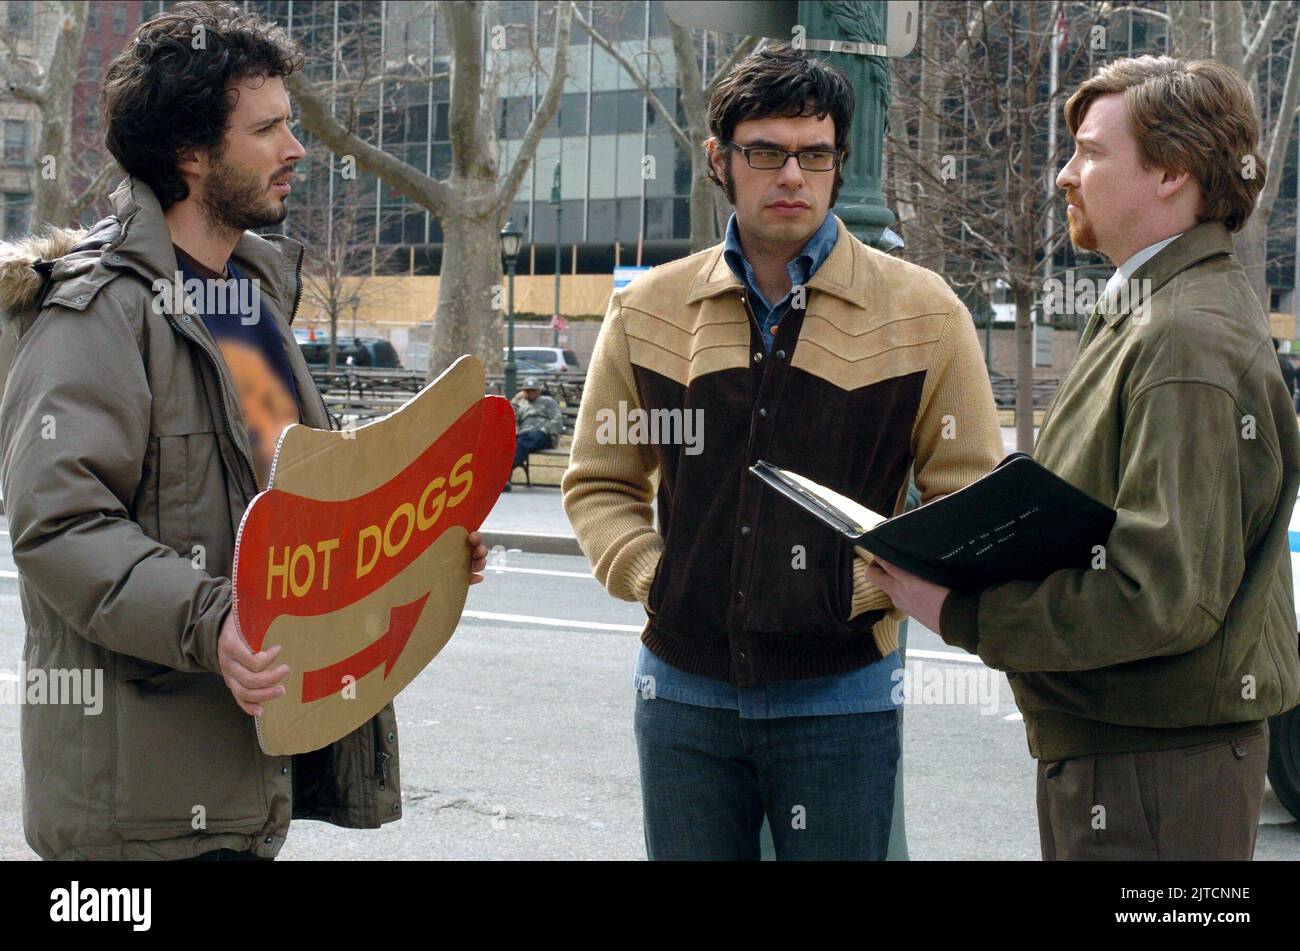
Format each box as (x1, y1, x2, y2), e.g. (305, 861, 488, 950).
(550, 159, 562, 347)
(500, 219, 523, 399)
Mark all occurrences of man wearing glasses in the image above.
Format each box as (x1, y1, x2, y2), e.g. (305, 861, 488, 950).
(563, 42, 1001, 860)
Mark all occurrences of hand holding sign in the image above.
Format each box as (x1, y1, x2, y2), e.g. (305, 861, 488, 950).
(219, 527, 489, 716)
(231, 355, 514, 753)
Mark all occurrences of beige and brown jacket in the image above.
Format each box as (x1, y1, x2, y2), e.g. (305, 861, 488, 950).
(0, 176, 401, 860)
(563, 215, 1003, 685)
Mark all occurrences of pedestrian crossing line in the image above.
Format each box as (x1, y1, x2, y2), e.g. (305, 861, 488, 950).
(0, 570, 14, 579)
(461, 608, 993, 674)
(485, 565, 595, 579)
(462, 610, 643, 632)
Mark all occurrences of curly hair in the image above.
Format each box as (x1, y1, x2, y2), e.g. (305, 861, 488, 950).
(102, 0, 304, 210)
(1065, 56, 1265, 233)
(706, 42, 856, 207)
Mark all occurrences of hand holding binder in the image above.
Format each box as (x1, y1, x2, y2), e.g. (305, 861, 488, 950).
(749, 453, 1117, 594)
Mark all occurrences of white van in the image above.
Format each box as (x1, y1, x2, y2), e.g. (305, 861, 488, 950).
(503, 347, 580, 374)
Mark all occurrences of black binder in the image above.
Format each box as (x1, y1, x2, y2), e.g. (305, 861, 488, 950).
(749, 453, 1117, 592)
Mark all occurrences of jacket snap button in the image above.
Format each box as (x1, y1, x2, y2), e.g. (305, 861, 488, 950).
(110, 254, 122, 264)
(387, 731, 395, 743)
(264, 836, 273, 844)
(392, 803, 400, 813)
(775, 349, 786, 359)
(757, 408, 767, 418)
(281, 766, 288, 775)
(753, 352, 763, 363)
(735, 590, 744, 603)
(740, 525, 751, 537)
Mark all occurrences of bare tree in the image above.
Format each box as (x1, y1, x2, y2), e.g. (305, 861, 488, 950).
(889, 1, 1091, 451)
(0, 1, 118, 232)
(570, 1, 759, 253)
(294, 184, 403, 371)
(284, 0, 573, 381)
(1182, 0, 1300, 309)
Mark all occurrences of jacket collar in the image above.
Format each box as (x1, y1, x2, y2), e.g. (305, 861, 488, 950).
(1099, 219, 1235, 329)
(98, 176, 304, 321)
(685, 214, 863, 306)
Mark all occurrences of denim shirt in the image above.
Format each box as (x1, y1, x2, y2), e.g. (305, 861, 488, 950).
(721, 208, 838, 354)
(634, 211, 903, 718)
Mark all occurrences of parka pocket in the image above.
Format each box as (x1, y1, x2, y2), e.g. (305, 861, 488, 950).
(155, 431, 233, 570)
(111, 667, 267, 831)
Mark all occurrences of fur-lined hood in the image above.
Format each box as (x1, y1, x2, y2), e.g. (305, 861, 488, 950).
(0, 176, 307, 327)
(0, 226, 92, 320)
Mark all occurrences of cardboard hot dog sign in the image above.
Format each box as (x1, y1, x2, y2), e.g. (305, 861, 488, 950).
(232, 354, 514, 755)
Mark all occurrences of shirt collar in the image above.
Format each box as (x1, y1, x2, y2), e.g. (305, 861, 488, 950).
(722, 209, 839, 293)
(1104, 233, 1182, 301)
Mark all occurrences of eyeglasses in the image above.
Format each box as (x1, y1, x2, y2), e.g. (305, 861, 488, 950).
(727, 143, 843, 172)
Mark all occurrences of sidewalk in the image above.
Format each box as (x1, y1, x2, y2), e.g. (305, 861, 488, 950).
(481, 484, 582, 555)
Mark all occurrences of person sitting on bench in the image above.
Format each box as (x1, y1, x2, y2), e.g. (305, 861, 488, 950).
(506, 377, 563, 490)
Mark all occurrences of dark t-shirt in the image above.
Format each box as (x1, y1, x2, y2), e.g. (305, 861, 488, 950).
(174, 244, 301, 487)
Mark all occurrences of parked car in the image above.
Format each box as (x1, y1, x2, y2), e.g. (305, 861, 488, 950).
(501, 346, 580, 373)
(505, 357, 550, 374)
(300, 336, 402, 369)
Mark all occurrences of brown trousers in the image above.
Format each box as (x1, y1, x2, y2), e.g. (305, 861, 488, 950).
(1036, 723, 1269, 860)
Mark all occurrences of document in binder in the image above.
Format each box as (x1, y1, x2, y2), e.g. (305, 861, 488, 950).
(749, 453, 1117, 593)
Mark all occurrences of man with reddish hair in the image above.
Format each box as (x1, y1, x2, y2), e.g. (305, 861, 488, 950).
(875, 56, 1300, 859)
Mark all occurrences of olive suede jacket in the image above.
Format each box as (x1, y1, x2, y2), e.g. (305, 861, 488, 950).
(0, 177, 401, 859)
(941, 221, 1300, 760)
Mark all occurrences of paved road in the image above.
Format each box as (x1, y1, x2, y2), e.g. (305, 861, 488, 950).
(0, 526, 1296, 860)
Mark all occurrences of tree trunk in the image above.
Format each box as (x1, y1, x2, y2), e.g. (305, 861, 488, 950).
(688, 162, 720, 253)
(431, 197, 503, 378)
(1014, 283, 1035, 452)
(27, 2, 88, 231)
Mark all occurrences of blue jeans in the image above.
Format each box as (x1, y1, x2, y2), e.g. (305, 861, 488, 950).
(513, 429, 554, 468)
(634, 694, 899, 860)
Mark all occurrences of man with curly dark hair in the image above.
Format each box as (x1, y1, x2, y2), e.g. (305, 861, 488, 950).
(0, 0, 486, 860)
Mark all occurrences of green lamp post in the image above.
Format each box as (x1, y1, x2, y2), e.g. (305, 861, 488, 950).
(501, 220, 523, 399)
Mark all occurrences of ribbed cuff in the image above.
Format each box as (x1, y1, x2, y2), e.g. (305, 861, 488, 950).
(938, 589, 981, 654)
(626, 540, 663, 606)
(850, 552, 894, 619)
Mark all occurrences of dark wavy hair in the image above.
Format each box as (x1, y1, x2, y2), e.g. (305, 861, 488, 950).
(706, 43, 856, 206)
(102, 1, 304, 210)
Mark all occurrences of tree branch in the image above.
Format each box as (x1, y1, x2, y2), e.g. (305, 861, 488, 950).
(571, 2, 693, 156)
(68, 159, 120, 219)
(1243, 0, 1286, 77)
(284, 67, 454, 218)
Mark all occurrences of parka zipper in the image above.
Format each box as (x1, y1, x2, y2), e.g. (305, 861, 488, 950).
(163, 312, 260, 494)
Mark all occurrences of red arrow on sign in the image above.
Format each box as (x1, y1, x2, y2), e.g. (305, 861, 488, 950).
(300, 592, 432, 703)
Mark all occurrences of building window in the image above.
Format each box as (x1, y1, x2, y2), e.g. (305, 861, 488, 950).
(3, 194, 32, 238)
(85, 46, 101, 78)
(3, 120, 29, 165)
(88, 5, 100, 31)
(113, 5, 126, 34)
